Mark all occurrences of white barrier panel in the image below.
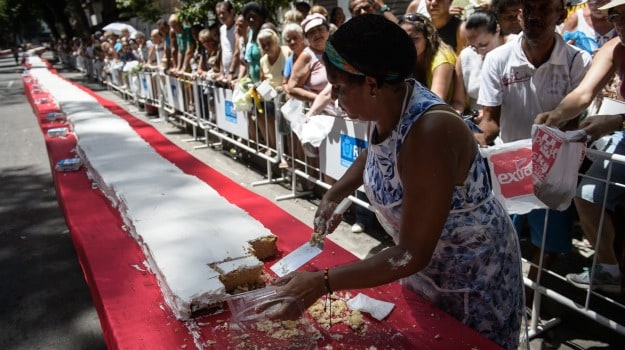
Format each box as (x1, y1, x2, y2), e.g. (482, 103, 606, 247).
(214, 87, 249, 139)
(129, 75, 140, 96)
(139, 72, 153, 100)
(193, 80, 202, 120)
(320, 118, 369, 180)
(165, 75, 184, 111)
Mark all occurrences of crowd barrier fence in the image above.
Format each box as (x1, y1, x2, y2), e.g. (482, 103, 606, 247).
(61, 55, 625, 341)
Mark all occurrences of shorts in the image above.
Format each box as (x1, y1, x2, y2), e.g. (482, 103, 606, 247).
(577, 131, 625, 212)
(511, 206, 574, 253)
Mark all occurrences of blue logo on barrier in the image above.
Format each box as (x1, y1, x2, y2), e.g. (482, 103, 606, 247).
(225, 101, 237, 123)
(340, 134, 367, 168)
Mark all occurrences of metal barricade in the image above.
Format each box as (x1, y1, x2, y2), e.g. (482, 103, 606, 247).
(525, 145, 625, 339)
(204, 82, 289, 186)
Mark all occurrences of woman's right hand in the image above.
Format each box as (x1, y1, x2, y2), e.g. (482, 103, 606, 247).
(313, 196, 345, 236)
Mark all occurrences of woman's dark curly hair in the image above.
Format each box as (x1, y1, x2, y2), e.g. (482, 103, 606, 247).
(241, 2, 269, 21)
(324, 14, 416, 86)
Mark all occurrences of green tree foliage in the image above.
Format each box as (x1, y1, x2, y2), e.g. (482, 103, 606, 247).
(115, 0, 161, 23)
(0, 0, 45, 45)
(1, 0, 93, 44)
(177, 0, 292, 26)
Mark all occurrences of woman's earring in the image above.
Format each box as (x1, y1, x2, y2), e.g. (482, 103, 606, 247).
(370, 90, 376, 98)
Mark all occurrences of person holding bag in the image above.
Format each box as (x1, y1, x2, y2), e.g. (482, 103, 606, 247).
(535, 0, 625, 293)
(477, 0, 592, 307)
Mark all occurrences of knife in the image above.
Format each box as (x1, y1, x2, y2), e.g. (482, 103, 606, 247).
(270, 197, 352, 277)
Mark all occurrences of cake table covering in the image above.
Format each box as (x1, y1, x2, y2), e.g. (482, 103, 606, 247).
(23, 66, 502, 350)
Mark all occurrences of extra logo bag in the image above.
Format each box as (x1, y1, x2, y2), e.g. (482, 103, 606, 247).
(531, 124, 587, 211)
(481, 139, 547, 215)
(481, 126, 587, 215)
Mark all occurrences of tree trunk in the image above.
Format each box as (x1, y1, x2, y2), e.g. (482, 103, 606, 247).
(40, 0, 75, 39)
(65, 0, 92, 38)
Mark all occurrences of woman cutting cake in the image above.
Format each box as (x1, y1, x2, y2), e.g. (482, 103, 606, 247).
(269, 14, 524, 349)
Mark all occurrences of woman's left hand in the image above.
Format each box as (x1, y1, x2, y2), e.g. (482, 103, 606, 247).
(266, 271, 325, 320)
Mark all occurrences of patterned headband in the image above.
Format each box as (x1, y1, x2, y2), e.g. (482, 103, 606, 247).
(324, 41, 365, 76)
(324, 41, 402, 82)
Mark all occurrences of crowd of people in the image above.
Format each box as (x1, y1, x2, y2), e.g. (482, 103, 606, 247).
(48, 0, 625, 348)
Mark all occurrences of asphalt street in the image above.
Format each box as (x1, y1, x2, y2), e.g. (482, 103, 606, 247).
(1, 52, 624, 349)
(0, 55, 106, 349)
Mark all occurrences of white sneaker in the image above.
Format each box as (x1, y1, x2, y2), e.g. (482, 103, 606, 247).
(351, 223, 364, 233)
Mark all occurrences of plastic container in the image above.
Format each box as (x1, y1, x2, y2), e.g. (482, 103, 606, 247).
(55, 158, 82, 172)
(47, 127, 69, 138)
(226, 287, 316, 349)
(45, 112, 67, 123)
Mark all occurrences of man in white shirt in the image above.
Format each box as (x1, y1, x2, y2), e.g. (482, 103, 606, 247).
(216, 1, 239, 84)
(478, 0, 591, 145)
(476, 0, 592, 306)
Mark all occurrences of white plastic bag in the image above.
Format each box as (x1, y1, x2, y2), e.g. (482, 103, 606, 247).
(481, 139, 547, 215)
(256, 79, 277, 100)
(302, 115, 335, 147)
(531, 124, 587, 211)
(279, 98, 304, 123)
(232, 78, 253, 112)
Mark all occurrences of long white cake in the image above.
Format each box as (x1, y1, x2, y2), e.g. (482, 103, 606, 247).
(28, 60, 277, 319)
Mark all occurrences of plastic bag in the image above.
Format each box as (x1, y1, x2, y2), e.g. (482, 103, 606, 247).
(279, 98, 304, 123)
(232, 77, 253, 112)
(563, 31, 598, 55)
(531, 125, 587, 211)
(481, 139, 547, 215)
(256, 79, 277, 100)
(301, 115, 335, 147)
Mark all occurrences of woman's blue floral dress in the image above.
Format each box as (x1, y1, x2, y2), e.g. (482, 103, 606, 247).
(363, 81, 524, 350)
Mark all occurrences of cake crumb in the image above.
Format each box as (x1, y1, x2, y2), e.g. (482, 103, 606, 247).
(330, 334, 343, 340)
(388, 251, 412, 269)
(307, 292, 366, 331)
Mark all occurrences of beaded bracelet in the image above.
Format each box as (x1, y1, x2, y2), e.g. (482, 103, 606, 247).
(323, 268, 333, 294)
(323, 268, 333, 326)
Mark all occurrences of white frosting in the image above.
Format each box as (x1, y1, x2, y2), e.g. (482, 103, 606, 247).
(29, 61, 276, 319)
